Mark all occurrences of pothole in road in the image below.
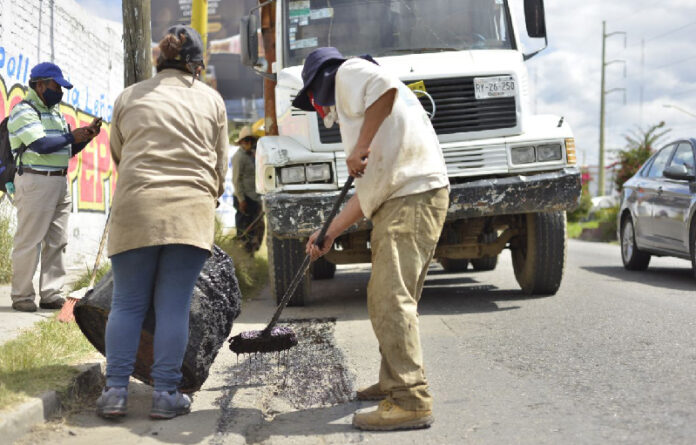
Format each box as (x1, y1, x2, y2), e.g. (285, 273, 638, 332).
(215, 318, 355, 435)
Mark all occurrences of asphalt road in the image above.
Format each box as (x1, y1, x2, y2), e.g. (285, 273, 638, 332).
(20, 239, 696, 444)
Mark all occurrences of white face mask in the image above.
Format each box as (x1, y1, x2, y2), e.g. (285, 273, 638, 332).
(323, 106, 339, 129)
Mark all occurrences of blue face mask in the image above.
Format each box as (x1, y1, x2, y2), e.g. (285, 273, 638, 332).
(42, 87, 63, 108)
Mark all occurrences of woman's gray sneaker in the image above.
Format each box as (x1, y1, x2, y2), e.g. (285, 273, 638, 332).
(96, 387, 128, 418)
(150, 390, 192, 419)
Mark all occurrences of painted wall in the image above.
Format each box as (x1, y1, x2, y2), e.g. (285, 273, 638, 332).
(0, 0, 123, 273)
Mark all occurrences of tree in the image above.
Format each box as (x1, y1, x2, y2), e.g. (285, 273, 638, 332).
(614, 122, 671, 192)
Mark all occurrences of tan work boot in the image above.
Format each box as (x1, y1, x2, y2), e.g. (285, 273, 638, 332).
(355, 383, 387, 401)
(352, 400, 434, 431)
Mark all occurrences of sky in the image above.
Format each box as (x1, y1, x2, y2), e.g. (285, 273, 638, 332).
(76, 0, 696, 167)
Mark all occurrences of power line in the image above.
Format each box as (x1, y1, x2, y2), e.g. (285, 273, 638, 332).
(652, 54, 696, 69)
(645, 20, 696, 43)
(627, 20, 696, 48)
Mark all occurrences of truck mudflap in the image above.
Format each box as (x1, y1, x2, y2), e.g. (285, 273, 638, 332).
(264, 167, 581, 238)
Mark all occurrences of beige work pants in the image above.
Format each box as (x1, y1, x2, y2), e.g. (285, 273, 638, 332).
(367, 187, 449, 412)
(11, 172, 71, 303)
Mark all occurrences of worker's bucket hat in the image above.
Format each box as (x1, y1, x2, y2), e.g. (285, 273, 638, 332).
(30, 62, 73, 89)
(235, 126, 256, 144)
(291, 47, 347, 111)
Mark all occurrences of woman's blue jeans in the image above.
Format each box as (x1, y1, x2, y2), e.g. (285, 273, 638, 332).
(105, 244, 209, 392)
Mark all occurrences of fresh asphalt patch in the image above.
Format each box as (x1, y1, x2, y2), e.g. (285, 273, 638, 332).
(214, 318, 356, 438)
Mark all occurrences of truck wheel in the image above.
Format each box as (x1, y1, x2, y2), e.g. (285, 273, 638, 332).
(620, 216, 650, 271)
(312, 257, 336, 280)
(511, 212, 566, 295)
(439, 258, 469, 272)
(471, 232, 499, 271)
(268, 236, 310, 306)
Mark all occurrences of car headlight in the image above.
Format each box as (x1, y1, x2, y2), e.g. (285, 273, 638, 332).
(279, 166, 306, 184)
(511, 146, 535, 164)
(536, 144, 562, 162)
(306, 163, 331, 182)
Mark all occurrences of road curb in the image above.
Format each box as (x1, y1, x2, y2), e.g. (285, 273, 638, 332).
(0, 361, 103, 444)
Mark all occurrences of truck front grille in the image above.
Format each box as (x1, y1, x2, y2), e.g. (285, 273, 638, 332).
(317, 75, 517, 144)
(420, 76, 517, 134)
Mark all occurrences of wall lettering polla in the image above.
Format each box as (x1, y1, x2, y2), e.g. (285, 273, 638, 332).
(0, 75, 116, 212)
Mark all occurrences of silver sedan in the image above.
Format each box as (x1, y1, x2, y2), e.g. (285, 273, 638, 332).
(617, 138, 696, 278)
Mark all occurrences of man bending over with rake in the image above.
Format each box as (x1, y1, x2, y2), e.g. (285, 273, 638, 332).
(293, 47, 449, 431)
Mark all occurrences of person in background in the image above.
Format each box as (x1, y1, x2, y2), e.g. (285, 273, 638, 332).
(231, 125, 264, 254)
(8, 62, 99, 313)
(96, 25, 228, 420)
(295, 47, 449, 431)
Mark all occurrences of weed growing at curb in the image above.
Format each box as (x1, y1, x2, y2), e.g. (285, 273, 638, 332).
(69, 262, 112, 292)
(214, 220, 268, 300)
(0, 316, 97, 411)
(0, 197, 14, 283)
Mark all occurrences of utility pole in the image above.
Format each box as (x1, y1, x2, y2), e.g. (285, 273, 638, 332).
(122, 0, 152, 87)
(260, 1, 278, 135)
(598, 21, 626, 197)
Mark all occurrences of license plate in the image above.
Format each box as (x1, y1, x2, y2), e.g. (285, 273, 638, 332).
(474, 76, 516, 99)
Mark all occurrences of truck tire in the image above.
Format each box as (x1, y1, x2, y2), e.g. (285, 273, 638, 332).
(312, 257, 336, 280)
(268, 236, 310, 306)
(620, 216, 650, 271)
(511, 212, 566, 295)
(439, 258, 469, 272)
(471, 232, 499, 271)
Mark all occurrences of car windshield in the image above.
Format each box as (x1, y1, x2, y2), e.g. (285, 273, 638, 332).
(283, 0, 514, 67)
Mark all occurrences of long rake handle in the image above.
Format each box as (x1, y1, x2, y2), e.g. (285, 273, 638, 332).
(263, 176, 354, 334)
(88, 212, 111, 288)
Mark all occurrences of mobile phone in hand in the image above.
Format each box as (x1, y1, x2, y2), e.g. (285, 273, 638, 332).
(90, 118, 102, 134)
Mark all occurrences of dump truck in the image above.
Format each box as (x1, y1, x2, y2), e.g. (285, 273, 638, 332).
(239, 0, 581, 305)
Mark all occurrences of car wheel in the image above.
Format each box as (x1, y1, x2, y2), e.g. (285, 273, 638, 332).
(690, 220, 696, 280)
(620, 217, 651, 271)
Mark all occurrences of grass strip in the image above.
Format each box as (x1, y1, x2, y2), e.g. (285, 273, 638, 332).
(568, 220, 599, 239)
(0, 316, 97, 411)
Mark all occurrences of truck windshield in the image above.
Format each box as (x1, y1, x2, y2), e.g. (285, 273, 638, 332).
(283, 0, 514, 67)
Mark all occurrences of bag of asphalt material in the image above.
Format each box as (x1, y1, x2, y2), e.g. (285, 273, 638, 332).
(74, 245, 242, 392)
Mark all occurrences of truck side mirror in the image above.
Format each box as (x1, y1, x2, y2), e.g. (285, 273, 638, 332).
(240, 14, 259, 67)
(524, 0, 547, 39)
(664, 164, 696, 181)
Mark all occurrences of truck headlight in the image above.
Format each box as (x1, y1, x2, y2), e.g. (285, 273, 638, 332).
(511, 146, 535, 164)
(279, 166, 306, 184)
(536, 144, 562, 162)
(565, 138, 577, 164)
(306, 163, 331, 182)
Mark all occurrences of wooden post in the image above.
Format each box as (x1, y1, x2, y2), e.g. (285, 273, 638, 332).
(122, 0, 152, 87)
(260, 2, 278, 135)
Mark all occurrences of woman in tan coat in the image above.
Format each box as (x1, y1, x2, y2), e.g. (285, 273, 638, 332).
(96, 25, 228, 420)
